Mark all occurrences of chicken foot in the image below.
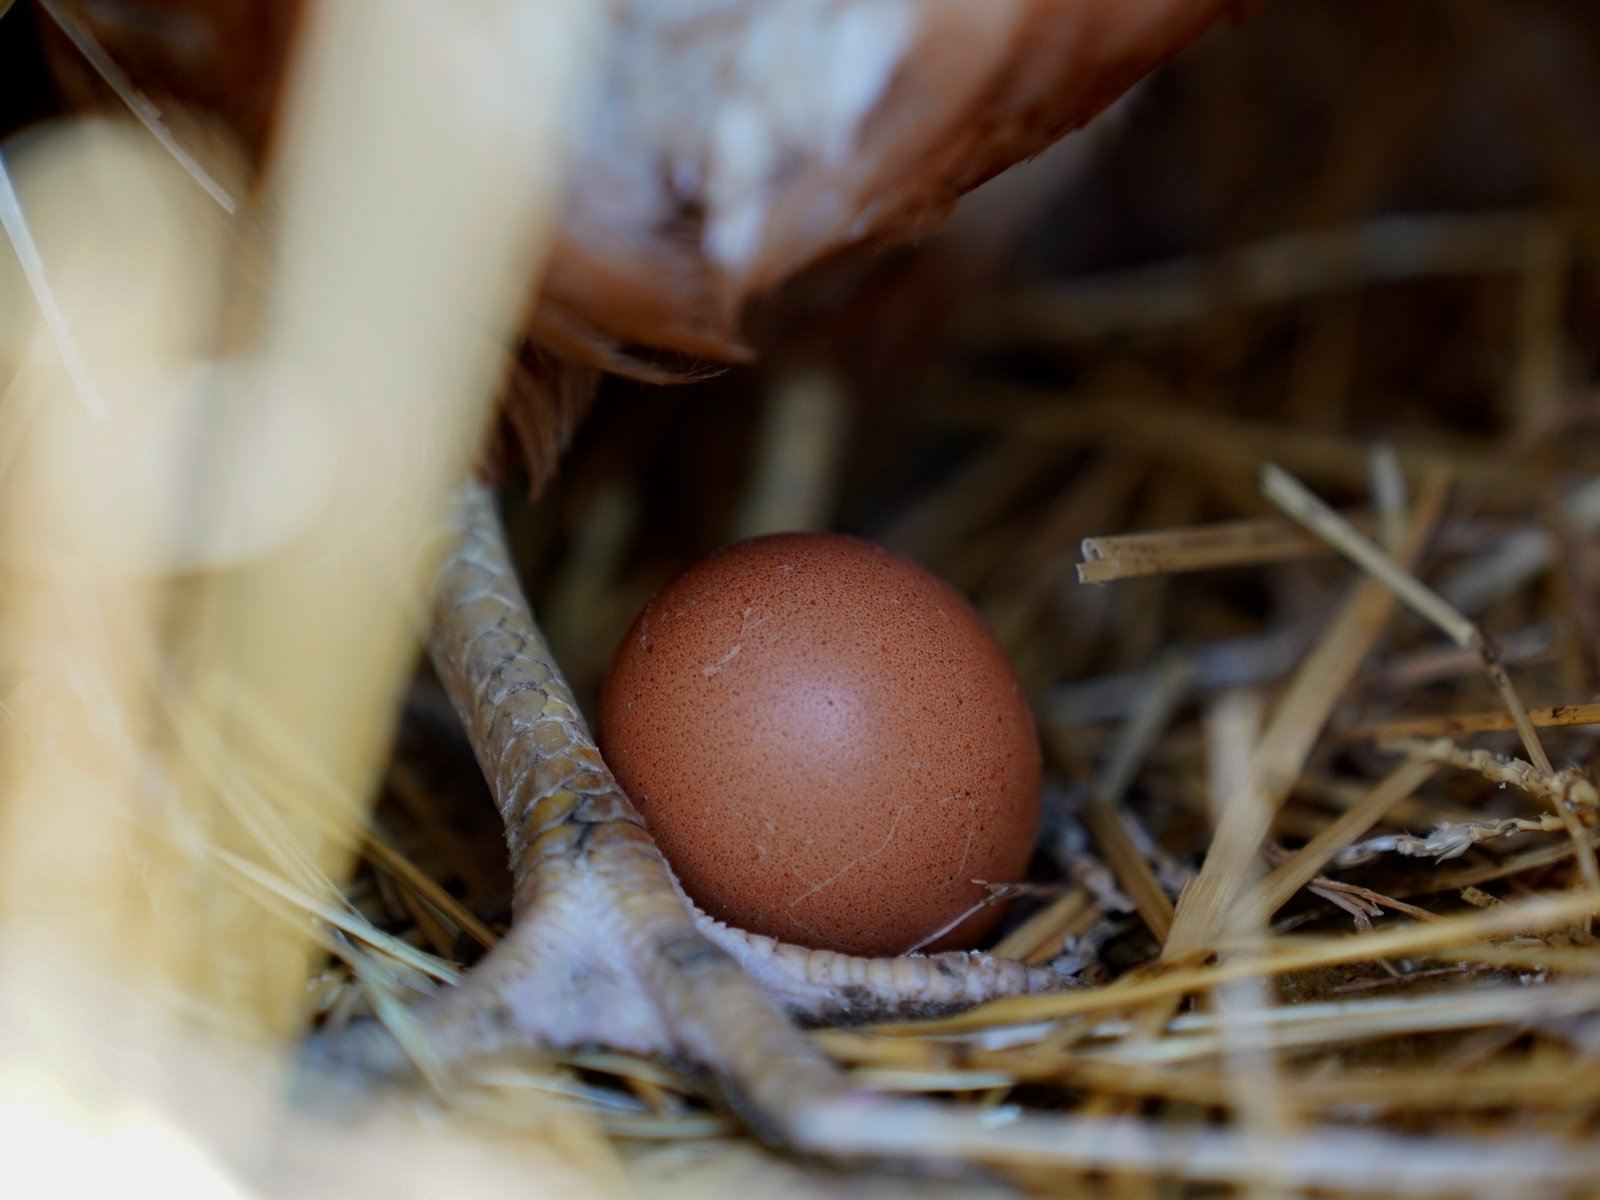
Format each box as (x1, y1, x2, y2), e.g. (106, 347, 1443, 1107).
(311, 483, 1071, 1147)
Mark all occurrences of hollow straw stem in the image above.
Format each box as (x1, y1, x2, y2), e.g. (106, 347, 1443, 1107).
(1260, 462, 1600, 892)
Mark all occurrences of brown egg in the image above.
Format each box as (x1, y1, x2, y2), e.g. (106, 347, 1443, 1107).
(598, 532, 1040, 956)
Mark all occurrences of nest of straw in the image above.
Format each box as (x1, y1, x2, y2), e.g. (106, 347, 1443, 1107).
(369, 1, 1600, 1189)
(5, 1, 1600, 1196)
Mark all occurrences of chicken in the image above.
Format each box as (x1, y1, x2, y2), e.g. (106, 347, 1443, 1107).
(31, 0, 1251, 1155)
(41, 0, 1251, 471)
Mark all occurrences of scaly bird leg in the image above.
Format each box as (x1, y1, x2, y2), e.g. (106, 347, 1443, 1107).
(313, 483, 1071, 1145)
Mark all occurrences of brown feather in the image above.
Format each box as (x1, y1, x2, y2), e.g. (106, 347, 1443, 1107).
(39, 0, 1254, 477)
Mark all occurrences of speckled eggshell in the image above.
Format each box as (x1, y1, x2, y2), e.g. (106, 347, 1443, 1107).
(598, 532, 1040, 957)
